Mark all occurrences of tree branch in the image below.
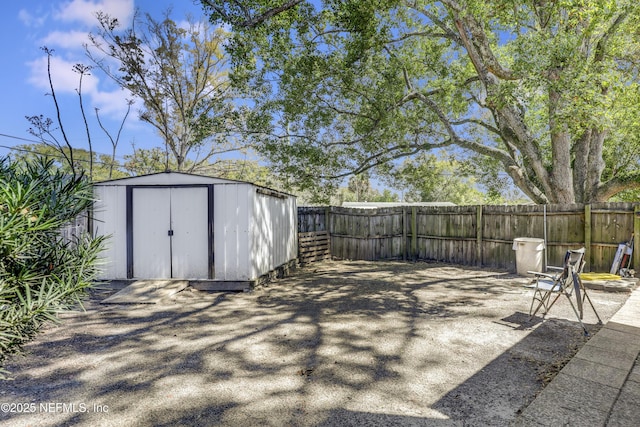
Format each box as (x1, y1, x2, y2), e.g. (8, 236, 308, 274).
(442, 0, 518, 80)
(408, 4, 462, 45)
(74, 64, 94, 180)
(201, 0, 304, 28)
(597, 172, 640, 201)
(593, 9, 629, 63)
(43, 47, 76, 176)
(320, 138, 456, 180)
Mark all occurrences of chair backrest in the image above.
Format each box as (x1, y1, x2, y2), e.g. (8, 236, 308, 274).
(566, 248, 586, 274)
(561, 248, 586, 282)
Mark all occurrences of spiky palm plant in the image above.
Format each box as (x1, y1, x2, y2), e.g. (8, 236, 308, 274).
(0, 157, 105, 378)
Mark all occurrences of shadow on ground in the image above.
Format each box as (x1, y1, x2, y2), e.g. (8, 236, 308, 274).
(0, 260, 626, 427)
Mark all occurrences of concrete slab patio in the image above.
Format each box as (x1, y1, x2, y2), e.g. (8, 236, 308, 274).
(517, 286, 640, 426)
(0, 261, 633, 426)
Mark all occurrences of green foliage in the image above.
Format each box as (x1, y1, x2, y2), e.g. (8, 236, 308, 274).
(609, 188, 640, 202)
(122, 147, 177, 176)
(205, 159, 282, 188)
(387, 153, 486, 205)
(201, 0, 640, 204)
(12, 144, 129, 182)
(457, 155, 527, 204)
(0, 157, 105, 378)
(333, 172, 400, 204)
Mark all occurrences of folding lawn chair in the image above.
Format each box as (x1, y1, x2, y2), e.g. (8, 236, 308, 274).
(528, 248, 602, 335)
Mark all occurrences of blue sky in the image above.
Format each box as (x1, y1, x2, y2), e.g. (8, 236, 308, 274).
(0, 0, 209, 162)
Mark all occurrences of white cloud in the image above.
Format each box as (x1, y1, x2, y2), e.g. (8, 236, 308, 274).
(26, 0, 136, 119)
(41, 30, 91, 50)
(27, 53, 138, 122)
(92, 89, 138, 118)
(27, 55, 99, 95)
(18, 9, 47, 28)
(54, 0, 133, 26)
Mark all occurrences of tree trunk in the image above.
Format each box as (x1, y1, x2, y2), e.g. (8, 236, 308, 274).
(544, 68, 574, 203)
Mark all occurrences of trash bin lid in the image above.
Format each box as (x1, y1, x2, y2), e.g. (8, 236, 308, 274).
(513, 237, 545, 243)
(512, 237, 545, 250)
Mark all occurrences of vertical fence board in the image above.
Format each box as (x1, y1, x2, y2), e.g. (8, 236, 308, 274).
(60, 210, 90, 244)
(297, 203, 639, 271)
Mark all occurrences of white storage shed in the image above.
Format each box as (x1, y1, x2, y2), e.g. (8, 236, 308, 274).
(92, 172, 297, 289)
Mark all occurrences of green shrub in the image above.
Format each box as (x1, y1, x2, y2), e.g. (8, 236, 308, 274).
(0, 157, 105, 378)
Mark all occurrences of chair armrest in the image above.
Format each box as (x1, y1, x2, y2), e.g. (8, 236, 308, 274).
(527, 271, 557, 279)
(547, 266, 563, 272)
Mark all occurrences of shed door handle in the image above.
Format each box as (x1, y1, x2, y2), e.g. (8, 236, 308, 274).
(168, 229, 174, 236)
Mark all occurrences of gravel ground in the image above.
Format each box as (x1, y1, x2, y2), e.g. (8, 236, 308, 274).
(0, 260, 630, 427)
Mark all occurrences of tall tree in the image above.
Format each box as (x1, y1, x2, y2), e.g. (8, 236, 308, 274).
(201, 0, 640, 203)
(87, 10, 254, 172)
(348, 172, 373, 202)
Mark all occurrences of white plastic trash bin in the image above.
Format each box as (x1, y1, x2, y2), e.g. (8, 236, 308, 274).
(512, 237, 546, 276)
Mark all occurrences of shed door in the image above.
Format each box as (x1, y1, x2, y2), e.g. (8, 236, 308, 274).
(170, 187, 209, 278)
(132, 188, 171, 279)
(132, 187, 210, 279)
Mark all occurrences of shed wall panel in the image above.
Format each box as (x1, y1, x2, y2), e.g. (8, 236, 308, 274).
(251, 192, 298, 278)
(213, 184, 252, 280)
(93, 185, 128, 279)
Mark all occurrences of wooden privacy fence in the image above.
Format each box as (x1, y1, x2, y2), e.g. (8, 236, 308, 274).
(297, 207, 331, 264)
(298, 231, 331, 264)
(298, 203, 640, 273)
(60, 211, 90, 244)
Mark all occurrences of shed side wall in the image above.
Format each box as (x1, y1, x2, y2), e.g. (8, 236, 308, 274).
(213, 183, 253, 280)
(93, 185, 128, 279)
(251, 192, 298, 278)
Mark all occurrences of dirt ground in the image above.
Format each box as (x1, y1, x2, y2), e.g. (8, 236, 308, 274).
(0, 260, 631, 427)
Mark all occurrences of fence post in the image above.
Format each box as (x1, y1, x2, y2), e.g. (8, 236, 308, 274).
(584, 204, 591, 272)
(476, 205, 483, 267)
(411, 206, 417, 261)
(634, 205, 640, 270)
(402, 206, 408, 261)
(325, 207, 331, 257)
(324, 207, 330, 232)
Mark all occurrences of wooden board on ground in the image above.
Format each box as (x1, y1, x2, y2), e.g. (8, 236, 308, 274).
(610, 243, 626, 274)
